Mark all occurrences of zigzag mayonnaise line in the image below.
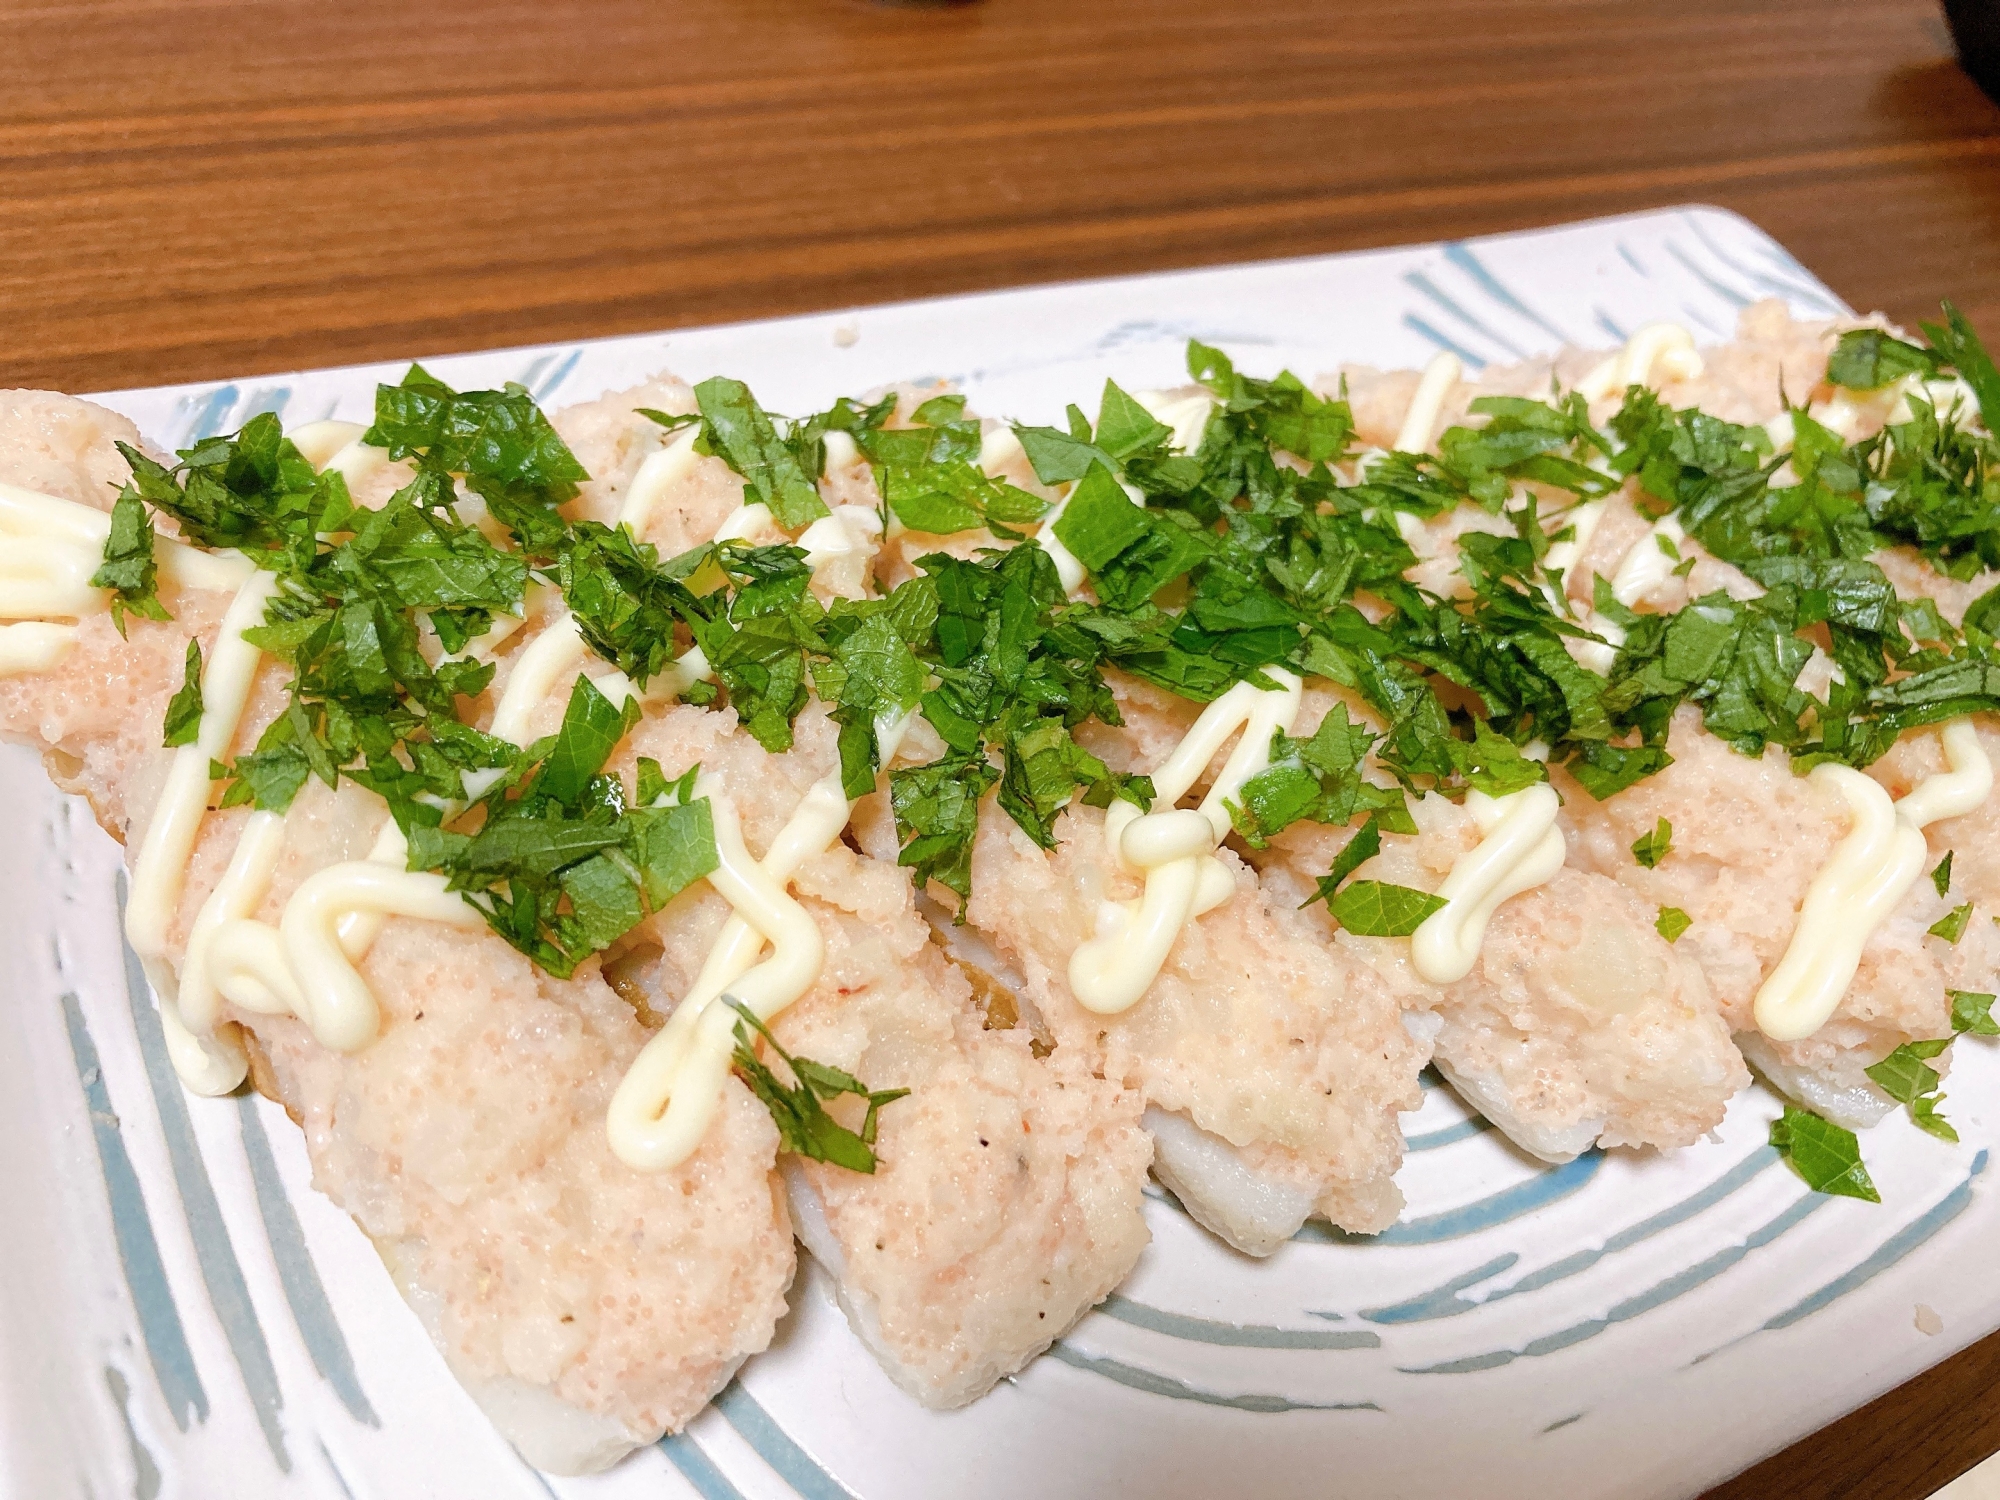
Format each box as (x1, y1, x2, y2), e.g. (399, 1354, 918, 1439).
(1410, 784, 1567, 985)
(606, 711, 914, 1172)
(0, 480, 255, 677)
(1756, 719, 1994, 1042)
(1575, 323, 1704, 403)
(1394, 352, 1462, 455)
(1069, 669, 1302, 1014)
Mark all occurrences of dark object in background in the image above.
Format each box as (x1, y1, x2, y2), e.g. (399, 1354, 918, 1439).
(1947, 0, 2000, 103)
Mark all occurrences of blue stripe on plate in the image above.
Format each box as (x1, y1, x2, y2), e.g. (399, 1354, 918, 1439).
(660, 1432, 750, 1500)
(1399, 1190, 1828, 1374)
(235, 386, 291, 422)
(1762, 1149, 1990, 1332)
(1405, 1116, 1492, 1152)
(235, 1095, 379, 1426)
(713, 1382, 857, 1500)
(1595, 309, 1630, 344)
(105, 1364, 164, 1500)
(1048, 1343, 1379, 1413)
(1682, 213, 1845, 316)
(116, 889, 292, 1470)
(1440, 242, 1572, 344)
(1096, 1294, 1379, 1350)
(1403, 271, 1530, 360)
(1664, 243, 1752, 312)
(1302, 1151, 1603, 1248)
(180, 385, 241, 443)
(317, 1439, 359, 1500)
(532, 348, 584, 402)
(1400, 314, 1488, 369)
(59, 991, 208, 1431)
(1617, 243, 1649, 277)
(1361, 1148, 1779, 1323)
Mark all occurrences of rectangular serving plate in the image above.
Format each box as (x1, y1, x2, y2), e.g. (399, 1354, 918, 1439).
(3, 205, 1991, 1500)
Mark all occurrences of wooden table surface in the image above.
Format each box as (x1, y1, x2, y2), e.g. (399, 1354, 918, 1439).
(5, 0, 2000, 1494)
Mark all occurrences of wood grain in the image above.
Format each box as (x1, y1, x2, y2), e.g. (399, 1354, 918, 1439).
(2, 0, 1998, 394)
(3, 0, 1999, 1495)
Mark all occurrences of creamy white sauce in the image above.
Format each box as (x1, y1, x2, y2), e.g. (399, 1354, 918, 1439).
(1134, 389, 1217, 455)
(1410, 784, 1566, 984)
(605, 712, 913, 1171)
(0, 481, 253, 675)
(136, 428, 476, 1083)
(1394, 353, 1463, 455)
(1576, 323, 1704, 403)
(281, 858, 485, 1051)
(615, 425, 702, 537)
(820, 429, 860, 473)
(1565, 511, 1688, 674)
(285, 420, 369, 469)
(0, 621, 78, 676)
(1609, 515, 1686, 608)
(1541, 499, 1607, 584)
(287, 419, 395, 489)
(1068, 670, 1302, 1014)
(127, 571, 283, 960)
(796, 505, 884, 571)
(1755, 719, 1993, 1041)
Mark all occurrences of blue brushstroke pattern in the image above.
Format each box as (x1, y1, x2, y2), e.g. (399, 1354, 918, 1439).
(1617, 243, 1648, 277)
(1441, 242, 1571, 344)
(532, 348, 583, 402)
(713, 1382, 857, 1500)
(1362, 1148, 1779, 1323)
(1405, 1116, 1491, 1152)
(1405, 271, 1529, 360)
(105, 1364, 163, 1500)
(1762, 1150, 1989, 1332)
(116, 891, 291, 1470)
(181, 385, 240, 443)
(1683, 214, 1845, 316)
(1401, 314, 1487, 370)
(660, 1432, 749, 1500)
(1665, 243, 1752, 312)
(1300, 1151, 1603, 1247)
(1095, 1293, 1379, 1350)
(1595, 309, 1629, 344)
(1048, 1343, 1379, 1413)
(235, 1095, 379, 1426)
(1400, 1190, 1829, 1374)
(1542, 1411, 1586, 1434)
(236, 386, 291, 422)
(1357, 1253, 1520, 1326)
(317, 1439, 358, 1500)
(59, 991, 208, 1431)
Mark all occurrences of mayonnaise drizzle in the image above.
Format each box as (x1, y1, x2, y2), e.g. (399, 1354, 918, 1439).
(0, 480, 254, 675)
(1576, 323, 1705, 403)
(1395, 353, 1462, 455)
(1068, 669, 1302, 1014)
(1135, 389, 1217, 455)
(127, 570, 283, 961)
(615, 425, 702, 539)
(140, 429, 475, 1086)
(1409, 784, 1566, 984)
(606, 712, 913, 1171)
(286, 420, 392, 489)
(1755, 719, 1994, 1041)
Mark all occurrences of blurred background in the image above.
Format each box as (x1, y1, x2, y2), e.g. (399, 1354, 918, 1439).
(0, 0, 1995, 392)
(3, 1, 1999, 1495)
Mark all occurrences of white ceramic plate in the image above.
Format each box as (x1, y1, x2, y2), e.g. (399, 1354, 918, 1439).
(5, 206, 1993, 1500)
